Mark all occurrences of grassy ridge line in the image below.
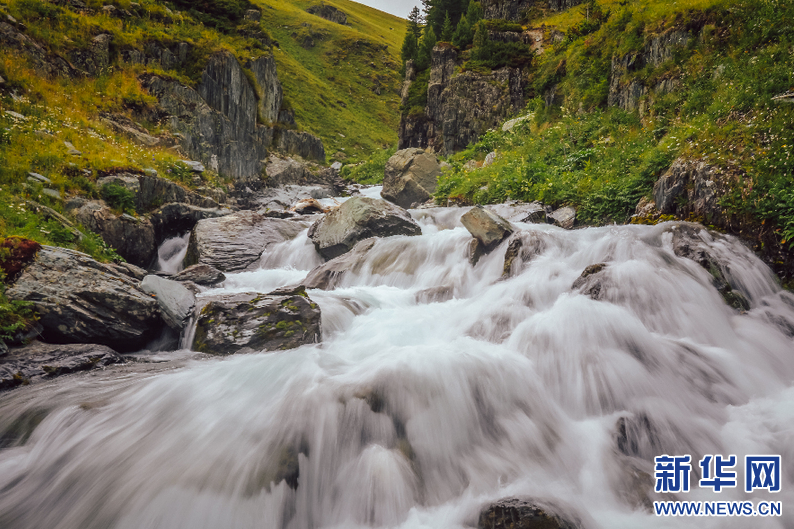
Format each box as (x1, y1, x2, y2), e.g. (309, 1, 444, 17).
(258, 0, 405, 160)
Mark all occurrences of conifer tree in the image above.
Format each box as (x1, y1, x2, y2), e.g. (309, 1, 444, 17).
(400, 30, 419, 67)
(466, 1, 483, 28)
(471, 20, 488, 60)
(408, 6, 422, 39)
(441, 11, 454, 42)
(416, 25, 437, 71)
(452, 13, 471, 48)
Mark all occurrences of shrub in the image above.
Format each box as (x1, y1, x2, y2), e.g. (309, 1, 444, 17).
(100, 184, 136, 214)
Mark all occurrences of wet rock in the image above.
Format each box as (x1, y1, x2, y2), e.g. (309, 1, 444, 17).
(382, 148, 442, 209)
(72, 200, 157, 267)
(548, 206, 576, 229)
(306, 4, 348, 24)
(186, 210, 308, 272)
(668, 223, 750, 311)
(149, 203, 230, 244)
(416, 286, 454, 304)
(308, 196, 421, 259)
(501, 231, 547, 279)
(486, 201, 547, 224)
(172, 264, 226, 286)
(461, 206, 514, 252)
(192, 286, 321, 355)
(5, 246, 162, 351)
(303, 239, 376, 289)
(653, 158, 721, 222)
(141, 275, 196, 331)
(572, 263, 608, 300)
(468, 237, 485, 266)
(0, 341, 123, 391)
(478, 497, 582, 529)
(292, 198, 328, 214)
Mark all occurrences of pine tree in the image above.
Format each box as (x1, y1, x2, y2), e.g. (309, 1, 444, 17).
(400, 30, 419, 67)
(452, 14, 471, 48)
(471, 20, 488, 60)
(408, 6, 422, 39)
(416, 25, 437, 71)
(466, 1, 483, 28)
(441, 11, 454, 42)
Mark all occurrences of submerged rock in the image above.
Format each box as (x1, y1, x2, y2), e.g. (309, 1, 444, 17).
(572, 263, 609, 300)
(186, 210, 308, 272)
(0, 341, 123, 391)
(461, 206, 514, 252)
(478, 497, 582, 529)
(501, 231, 547, 279)
(308, 196, 421, 259)
(381, 148, 442, 209)
(192, 286, 321, 355)
(5, 246, 162, 351)
(172, 264, 225, 286)
(141, 275, 196, 331)
(303, 239, 377, 289)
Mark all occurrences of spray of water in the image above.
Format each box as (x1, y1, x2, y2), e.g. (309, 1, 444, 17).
(1, 204, 792, 529)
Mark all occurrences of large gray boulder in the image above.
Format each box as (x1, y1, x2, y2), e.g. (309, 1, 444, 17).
(382, 148, 442, 209)
(485, 201, 548, 224)
(5, 247, 162, 351)
(548, 206, 576, 229)
(307, 196, 421, 259)
(71, 200, 157, 268)
(185, 210, 309, 272)
(653, 158, 721, 222)
(192, 286, 321, 355)
(478, 498, 582, 529)
(303, 239, 377, 290)
(141, 275, 196, 330)
(461, 206, 514, 252)
(172, 264, 225, 286)
(0, 341, 123, 390)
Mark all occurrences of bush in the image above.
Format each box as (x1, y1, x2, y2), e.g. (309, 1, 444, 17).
(341, 147, 396, 184)
(100, 183, 136, 214)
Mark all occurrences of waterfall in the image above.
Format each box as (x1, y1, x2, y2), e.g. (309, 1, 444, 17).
(155, 232, 191, 274)
(0, 205, 793, 529)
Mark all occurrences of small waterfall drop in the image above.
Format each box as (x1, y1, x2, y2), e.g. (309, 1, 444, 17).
(1, 203, 793, 529)
(155, 232, 190, 274)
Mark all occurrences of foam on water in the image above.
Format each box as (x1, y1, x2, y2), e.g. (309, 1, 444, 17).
(1, 208, 793, 529)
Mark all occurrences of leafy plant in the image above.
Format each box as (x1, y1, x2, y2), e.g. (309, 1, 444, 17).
(100, 184, 136, 214)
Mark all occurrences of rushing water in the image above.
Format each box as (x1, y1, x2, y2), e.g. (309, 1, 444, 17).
(155, 232, 191, 274)
(1, 195, 794, 529)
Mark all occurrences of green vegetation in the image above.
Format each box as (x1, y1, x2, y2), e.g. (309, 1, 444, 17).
(435, 0, 794, 267)
(341, 146, 397, 184)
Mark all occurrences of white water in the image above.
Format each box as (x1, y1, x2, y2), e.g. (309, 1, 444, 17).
(155, 232, 191, 274)
(1, 206, 794, 529)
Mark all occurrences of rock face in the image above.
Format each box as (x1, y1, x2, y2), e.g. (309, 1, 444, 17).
(100, 112, 160, 146)
(306, 4, 347, 24)
(192, 286, 322, 355)
(0, 21, 81, 78)
(185, 210, 309, 272)
(608, 29, 691, 114)
(275, 130, 326, 162)
(653, 158, 721, 222)
(307, 197, 422, 259)
(141, 275, 196, 330)
(461, 206, 514, 251)
(72, 201, 157, 267)
(173, 264, 226, 286)
(69, 33, 112, 75)
(0, 341, 123, 391)
(303, 238, 376, 289)
(381, 148, 442, 208)
(5, 247, 162, 351)
(481, 0, 534, 21)
(399, 46, 525, 155)
(121, 40, 191, 71)
(246, 54, 283, 124)
(668, 223, 750, 310)
(478, 498, 582, 529)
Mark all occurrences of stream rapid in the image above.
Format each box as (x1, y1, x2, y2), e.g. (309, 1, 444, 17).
(1, 188, 793, 529)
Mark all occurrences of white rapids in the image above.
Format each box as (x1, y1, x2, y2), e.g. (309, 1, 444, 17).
(1, 197, 793, 529)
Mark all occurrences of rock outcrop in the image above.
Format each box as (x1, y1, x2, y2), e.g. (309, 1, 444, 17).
(0, 341, 123, 390)
(652, 158, 721, 222)
(121, 40, 191, 71)
(608, 29, 692, 114)
(399, 45, 525, 155)
(307, 196, 422, 259)
(141, 275, 196, 331)
(478, 497, 582, 529)
(0, 21, 81, 78)
(5, 246, 162, 351)
(185, 210, 309, 272)
(306, 4, 348, 25)
(381, 148, 442, 208)
(71, 201, 157, 267)
(192, 286, 321, 355)
(481, 0, 582, 20)
(246, 54, 283, 124)
(461, 206, 514, 252)
(275, 130, 326, 162)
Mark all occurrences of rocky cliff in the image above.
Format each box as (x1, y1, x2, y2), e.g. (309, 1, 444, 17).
(481, 0, 583, 21)
(399, 45, 525, 155)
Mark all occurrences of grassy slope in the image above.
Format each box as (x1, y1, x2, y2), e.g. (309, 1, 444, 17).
(258, 0, 405, 160)
(430, 0, 794, 281)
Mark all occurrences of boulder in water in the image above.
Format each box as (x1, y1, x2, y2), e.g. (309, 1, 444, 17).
(307, 196, 421, 259)
(502, 231, 548, 279)
(292, 197, 328, 214)
(572, 263, 609, 300)
(185, 210, 309, 272)
(381, 148, 442, 209)
(0, 341, 123, 390)
(172, 264, 225, 286)
(548, 206, 576, 229)
(303, 239, 377, 289)
(192, 286, 321, 355)
(461, 206, 514, 252)
(477, 497, 582, 529)
(4, 246, 162, 351)
(486, 201, 548, 224)
(141, 275, 196, 331)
